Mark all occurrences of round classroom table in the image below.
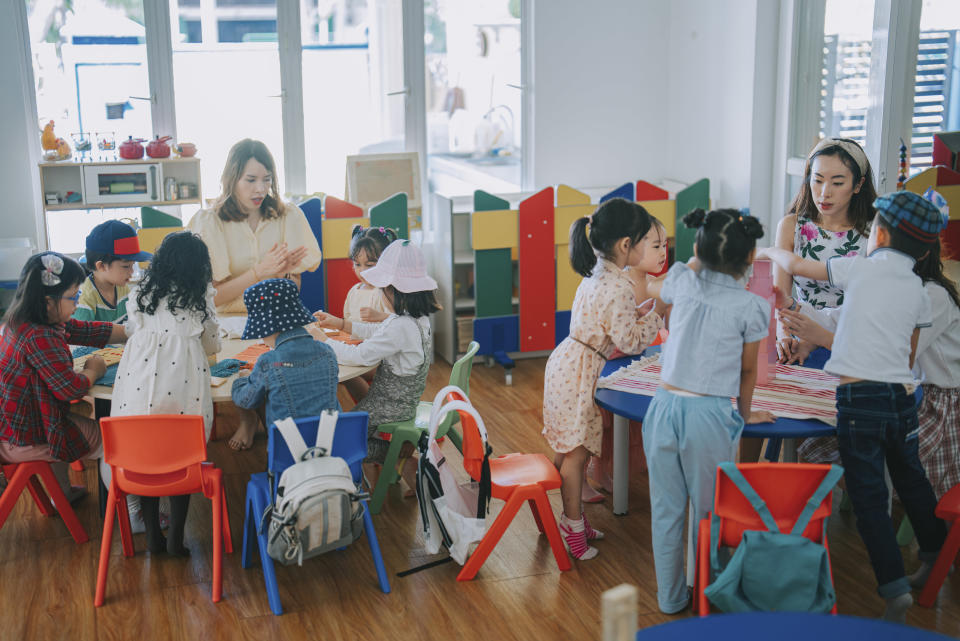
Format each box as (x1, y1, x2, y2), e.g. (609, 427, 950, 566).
(594, 348, 836, 516)
(635, 612, 952, 640)
(87, 337, 376, 402)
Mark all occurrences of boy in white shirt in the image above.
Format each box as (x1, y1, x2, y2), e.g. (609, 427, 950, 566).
(758, 190, 949, 623)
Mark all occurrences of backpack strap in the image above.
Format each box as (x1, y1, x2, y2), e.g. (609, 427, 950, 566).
(275, 417, 310, 461)
(314, 410, 338, 457)
(789, 464, 844, 536)
(717, 462, 781, 533)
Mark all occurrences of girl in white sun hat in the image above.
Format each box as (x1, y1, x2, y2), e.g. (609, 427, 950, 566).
(312, 239, 440, 484)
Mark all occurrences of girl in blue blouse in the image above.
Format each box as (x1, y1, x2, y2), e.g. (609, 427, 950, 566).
(644, 208, 775, 614)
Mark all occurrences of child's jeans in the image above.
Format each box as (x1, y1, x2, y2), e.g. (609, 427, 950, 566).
(836, 382, 947, 598)
(643, 388, 743, 613)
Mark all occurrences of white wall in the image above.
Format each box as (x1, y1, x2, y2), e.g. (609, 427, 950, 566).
(1, 3, 44, 251)
(663, 0, 760, 210)
(531, 0, 670, 190)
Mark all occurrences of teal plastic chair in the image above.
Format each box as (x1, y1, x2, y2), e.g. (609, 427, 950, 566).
(368, 341, 479, 514)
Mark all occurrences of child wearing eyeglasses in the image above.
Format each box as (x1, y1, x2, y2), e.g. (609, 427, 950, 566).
(0, 252, 127, 500)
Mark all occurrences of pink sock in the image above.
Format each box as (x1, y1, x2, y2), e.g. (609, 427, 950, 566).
(559, 514, 598, 560)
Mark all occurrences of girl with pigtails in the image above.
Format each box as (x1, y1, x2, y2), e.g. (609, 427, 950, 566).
(542, 198, 665, 561)
(643, 208, 775, 614)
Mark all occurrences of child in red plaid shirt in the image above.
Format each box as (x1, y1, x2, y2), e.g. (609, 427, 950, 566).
(0, 252, 127, 499)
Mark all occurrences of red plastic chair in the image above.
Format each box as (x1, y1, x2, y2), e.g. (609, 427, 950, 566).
(0, 460, 88, 544)
(95, 415, 233, 606)
(918, 482, 960, 607)
(695, 463, 838, 616)
(439, 389, 571, 581)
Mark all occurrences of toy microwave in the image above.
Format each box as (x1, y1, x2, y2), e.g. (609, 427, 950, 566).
(82, 162, 163, 204)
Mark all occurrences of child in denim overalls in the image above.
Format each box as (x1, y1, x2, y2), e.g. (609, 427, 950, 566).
(232, 278, 339, 429)
(759, 190, 949, 623)
(644, 208, 774, 614)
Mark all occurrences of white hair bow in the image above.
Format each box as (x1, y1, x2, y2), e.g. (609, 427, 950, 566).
(40, 254, 63, 287)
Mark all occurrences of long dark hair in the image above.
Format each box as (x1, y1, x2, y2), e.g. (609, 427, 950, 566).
(569, 198, 654, 277)
(683, 208, 765, 277)
(914, 239, 960, 310)
(136, 231, 213, 322)
(350, 225, 398, 263)
(388, 285, 442, 318)
(214, 138, 285, 222)
(3, 252, 86, 330)
(787, 140, 877, 236)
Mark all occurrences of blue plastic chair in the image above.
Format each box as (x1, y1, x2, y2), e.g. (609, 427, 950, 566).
(240, 412, 391, 615)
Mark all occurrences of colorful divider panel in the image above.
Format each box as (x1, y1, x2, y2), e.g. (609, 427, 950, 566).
(518, 187, 555, 352)
(555, 310, 571, 344)
(674, 179, 710, 262)
(557, 184, 591, 206)
(905, 165, 960, 259)
(473, 190, 514, 318)
(600, 182, 634, 203)
(298, 197, 326, 312)
(554, 186, 593, 313)
(473, 315, 519, 355)
(933, 131, 960, 171)
(369, 192, 409, 239)
(635, 181, 668, 202)
(320, 195, 363, 317)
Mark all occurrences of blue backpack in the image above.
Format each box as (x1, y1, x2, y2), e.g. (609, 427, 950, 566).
(704, 462, 843, 613)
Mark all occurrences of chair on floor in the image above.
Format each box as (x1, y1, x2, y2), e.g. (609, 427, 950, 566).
(695, 463, 839, 616)
(434, 387, 571, 581)
(918, 482, 960, 607)
(368, 341, 480, 514)
(95, 415, 233, 606)
(0, 459, 88, 544)
(241, 412, 390, 616)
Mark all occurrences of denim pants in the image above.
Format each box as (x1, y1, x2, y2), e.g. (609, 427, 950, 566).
(836, 382, 947, 598)
(643, 389, 743, 613)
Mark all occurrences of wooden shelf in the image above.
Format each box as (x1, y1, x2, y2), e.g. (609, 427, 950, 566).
(38, 156, 200, 167)
(44, 198, 201, 211)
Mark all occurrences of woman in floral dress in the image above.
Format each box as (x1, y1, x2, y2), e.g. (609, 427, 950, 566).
(741, 137, 878, 464)
(543, 198, 663, 560)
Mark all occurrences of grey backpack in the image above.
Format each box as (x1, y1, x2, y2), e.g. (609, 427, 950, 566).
(263, 413, 365, 566)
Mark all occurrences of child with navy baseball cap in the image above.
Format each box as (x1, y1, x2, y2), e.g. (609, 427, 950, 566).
(230, 278, 339, 450)
(758, 190, 950, 623)
(74, 220, 152, 324)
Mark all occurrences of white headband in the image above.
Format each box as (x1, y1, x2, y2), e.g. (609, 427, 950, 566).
(809, 137, 869, 178)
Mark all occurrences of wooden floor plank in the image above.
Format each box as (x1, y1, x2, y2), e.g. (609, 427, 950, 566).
(1, 356, 958, 639)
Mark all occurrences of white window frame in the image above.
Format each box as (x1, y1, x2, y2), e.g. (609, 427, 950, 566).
(771, 0, 923, 228)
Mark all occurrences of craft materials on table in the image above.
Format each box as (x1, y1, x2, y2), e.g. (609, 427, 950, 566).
(72, 346, 244, 388)
(597, 354, 840, 425)
(73, 345, 124, 371)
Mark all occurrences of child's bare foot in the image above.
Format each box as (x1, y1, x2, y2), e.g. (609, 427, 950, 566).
(228, 420, 256, 451)
(399, 457, 418, 498)
(362, 463, 381, 492)
(587, 458, 614, 494)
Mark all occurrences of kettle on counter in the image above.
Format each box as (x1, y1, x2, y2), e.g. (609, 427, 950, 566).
(119, 136, 146, 160)
(146, 136, 172, 159)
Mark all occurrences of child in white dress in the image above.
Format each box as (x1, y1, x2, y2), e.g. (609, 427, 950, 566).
(110, 231, 221, 556)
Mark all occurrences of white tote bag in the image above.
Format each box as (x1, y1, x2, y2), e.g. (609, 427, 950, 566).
(417, 386, 489, 564)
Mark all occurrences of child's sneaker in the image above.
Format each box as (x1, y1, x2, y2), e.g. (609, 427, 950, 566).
(559, 514, 598, 560)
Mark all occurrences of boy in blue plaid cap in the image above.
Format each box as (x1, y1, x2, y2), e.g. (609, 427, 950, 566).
(230, 278, 339, 449)
(758, 190, 949, 623)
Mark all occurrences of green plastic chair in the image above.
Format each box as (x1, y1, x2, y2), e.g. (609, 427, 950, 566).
(368, 341, 479, 514)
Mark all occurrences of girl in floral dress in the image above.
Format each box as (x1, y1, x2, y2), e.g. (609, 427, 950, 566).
(542, 198, 663, 560)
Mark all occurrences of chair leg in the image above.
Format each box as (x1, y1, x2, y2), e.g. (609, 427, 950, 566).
(249, 487, 283, 615)
(528, 499, 544, 533)
(95, 484, 120, 607)
(919, 521, 960, 607)
(221, 490, 233, 554)
(361, 500, 391, 594)
(0, 466, 32, 528)
(531, 490, 571, 572)
(369, 437, 405, 515)
(37, 464, 88, 544)
(697, 518, 711, 617)
(211, 473, 223, 603)
(241, 491, 256, 569)
(25, 475, 56, 516)
(457, 493, 527, 581)
(114, 491, 134, 557)
(896, 514, 915, 546)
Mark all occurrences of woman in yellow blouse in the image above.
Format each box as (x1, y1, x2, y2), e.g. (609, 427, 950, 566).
(188, 139, 322, 449)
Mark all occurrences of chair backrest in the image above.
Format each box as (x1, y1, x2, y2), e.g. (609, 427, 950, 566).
(433, 389, 489, 481)
(713, 463, 835, 546)
(100, 415, 207, 475)
(267, 412, 369, 486)
(434, 342, 480, 437)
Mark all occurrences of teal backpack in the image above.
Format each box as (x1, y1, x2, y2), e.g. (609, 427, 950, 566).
(704, 462, 844, 613)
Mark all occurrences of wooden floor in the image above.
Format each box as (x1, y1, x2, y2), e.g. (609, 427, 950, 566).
(1, 356, 959, 640)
